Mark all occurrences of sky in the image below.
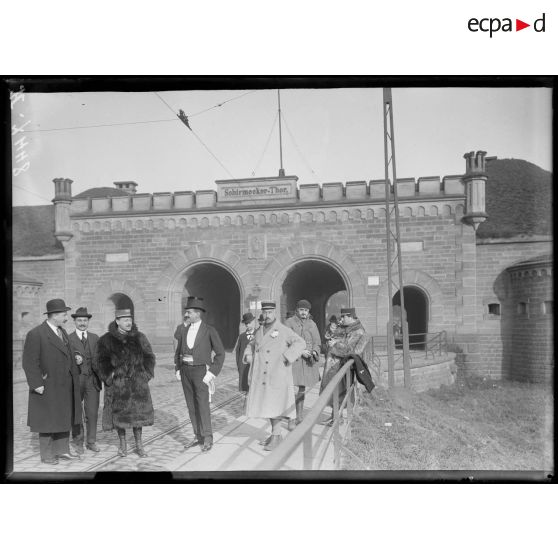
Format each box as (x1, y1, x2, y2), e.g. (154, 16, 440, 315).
(11, 86, 552, 206)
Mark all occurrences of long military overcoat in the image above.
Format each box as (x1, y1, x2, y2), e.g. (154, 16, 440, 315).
(22, 321, 82, 433)
(285, 315, 322, 386)
(244, 321, 306, 419)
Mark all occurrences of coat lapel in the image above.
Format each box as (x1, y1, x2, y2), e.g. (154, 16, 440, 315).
(43, 322, 70, 356)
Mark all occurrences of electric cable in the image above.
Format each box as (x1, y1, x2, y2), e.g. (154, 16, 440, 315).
(281, 112, 316, 176)
(251, 112, 278, 177)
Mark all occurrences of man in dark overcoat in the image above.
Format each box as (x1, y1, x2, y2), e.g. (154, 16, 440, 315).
(175, 297, 225, 452)
(285, 299, 322, 429)
(234, 312, 256, 393)
(22, 298, 82, 465)
(97, 308, 156, 458)
(68, 307, 102, 454)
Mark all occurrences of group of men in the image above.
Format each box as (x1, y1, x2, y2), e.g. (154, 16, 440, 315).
(21, 294, 371, 465)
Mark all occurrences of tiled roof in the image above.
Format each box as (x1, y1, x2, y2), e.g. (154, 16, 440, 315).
(477, 158, 552, 239)
(12, 205, 64, 257)
(73, 187, 131, 199)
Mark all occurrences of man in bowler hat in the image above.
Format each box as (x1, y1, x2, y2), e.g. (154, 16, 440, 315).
(68, 307, 102, 453)
(234, 312, 257, 393)
(22, 299, 82, 465)
(175, 297, 225, 452)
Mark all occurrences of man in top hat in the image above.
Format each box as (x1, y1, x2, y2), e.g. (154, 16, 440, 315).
(285, 299, 322, 428)
(244, 301, 306, 451)
(234, 312, 257, 393)
(174, 296, 225, 452)
(22, 299, 83, 465)
(68, 307, 102, 454)
(173, 297, 193, 351)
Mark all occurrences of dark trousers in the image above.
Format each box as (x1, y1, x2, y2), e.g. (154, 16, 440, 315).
(39, 432, 70, 460)
(180, 364, 212, 442)
(71, 373, 100, 445)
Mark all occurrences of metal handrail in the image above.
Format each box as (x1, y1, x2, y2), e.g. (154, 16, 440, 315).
(374, 330, 447, 358)
(254, 358, 357, 471)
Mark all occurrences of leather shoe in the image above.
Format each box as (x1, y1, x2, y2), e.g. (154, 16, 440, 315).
(201, 441, 213, 452)
(57, 451, 80, 460)
(41, 457, 59, 465)
(86, 442, 100, 452)
(258, 435, 272, 446)
(184, 439, 202, 450)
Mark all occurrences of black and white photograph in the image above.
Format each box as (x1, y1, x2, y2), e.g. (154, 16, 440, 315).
(7, 78, 553, 479)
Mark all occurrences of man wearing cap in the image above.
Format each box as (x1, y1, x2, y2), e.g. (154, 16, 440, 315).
(174, 297, 225, 452)
(319, 307, 368, 426)
(97, 308, 156, 458)
(244, 301, 306, 451)
(22, 299, 83, 465)
(234, 312, 257, 393)
(285, 299, 322, 428)
(68, 307, 102, 454)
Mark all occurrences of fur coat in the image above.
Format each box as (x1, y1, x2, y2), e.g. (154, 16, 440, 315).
(97, 321, 155, 430)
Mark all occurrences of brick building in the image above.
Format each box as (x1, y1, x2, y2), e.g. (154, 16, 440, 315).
(12, 151, 552, 383)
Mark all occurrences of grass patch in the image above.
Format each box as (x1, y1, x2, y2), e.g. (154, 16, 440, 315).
(345, 379, 553, 471)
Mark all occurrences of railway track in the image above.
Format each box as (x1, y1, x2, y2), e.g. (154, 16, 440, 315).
(12, 386, 245, 471)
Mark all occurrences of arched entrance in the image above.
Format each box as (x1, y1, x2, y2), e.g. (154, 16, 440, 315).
(103, 293, 135, 329)
(281, 260, 348, 336)
(181, 263, 241, 350)
(393, 286, 429, 349)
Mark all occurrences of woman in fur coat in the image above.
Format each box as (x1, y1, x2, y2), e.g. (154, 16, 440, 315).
(97, 309, 155, 458)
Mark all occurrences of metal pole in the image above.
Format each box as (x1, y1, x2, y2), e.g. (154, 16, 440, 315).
(278, 89, 285, 177)
(333, 383, 340, 468)
(383, 88, 411, 388)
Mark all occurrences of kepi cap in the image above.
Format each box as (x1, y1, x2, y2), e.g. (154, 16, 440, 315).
(115, 308, 133, 319)
(261, 301, 276, 310)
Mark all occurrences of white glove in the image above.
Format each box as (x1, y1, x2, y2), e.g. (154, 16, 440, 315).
(175, 369, 181, 381)
(203, 371, 215, 385)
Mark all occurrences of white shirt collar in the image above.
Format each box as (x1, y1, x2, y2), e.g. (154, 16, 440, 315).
(46, 320, 60, 335)
(189, 320, 201, 331)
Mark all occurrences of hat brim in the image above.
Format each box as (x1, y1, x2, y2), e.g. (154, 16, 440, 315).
(44, 306, 71, 314)
(71, 314, 92, 319)
(185, 306, 206, 312)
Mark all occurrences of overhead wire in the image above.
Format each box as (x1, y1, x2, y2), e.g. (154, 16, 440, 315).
(251, 112, 278, 177)
(153, 92, 236, 180)
(13, 184, 53, 204)
(22, 118, 177, 133)
(280, 112, 316, 176)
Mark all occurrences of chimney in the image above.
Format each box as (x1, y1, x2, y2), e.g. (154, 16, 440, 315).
(461, 150, 488, 230)
(52, 178, 73, 244)
(113, 181, 138, 194)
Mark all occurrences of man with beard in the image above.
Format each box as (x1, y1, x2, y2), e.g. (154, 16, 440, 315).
(22, 299, 82, 465)
(69, 307, 102, 454)
(97, 308, 156, 458)
(285, 299, 321, 429)
(244, 301, 306, 451)
(319, 307, 368, 427)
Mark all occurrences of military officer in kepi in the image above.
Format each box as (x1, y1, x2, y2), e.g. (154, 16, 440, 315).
(244, 301, 306, 451)
(175, 296, 225, 453)
(285, 299, 322, 429)
(97, 308, 156, 458)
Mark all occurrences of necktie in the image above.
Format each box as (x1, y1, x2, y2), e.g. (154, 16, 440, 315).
(81, 333, 87, 347)
(57, 327, 67, 346)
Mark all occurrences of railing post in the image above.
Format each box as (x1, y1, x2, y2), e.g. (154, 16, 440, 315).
(302, 430, 312, 470)
(346, 367, 353, 422)
(333, 383, 340, 468)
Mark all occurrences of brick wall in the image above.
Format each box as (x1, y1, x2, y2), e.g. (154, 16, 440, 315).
(475, 239, 551, 380)
(65, 201, 466, 351)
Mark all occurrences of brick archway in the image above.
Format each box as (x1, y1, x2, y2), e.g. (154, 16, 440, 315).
(261, 239, 365, 304)
(156, 244, 246, 333)
(376, 270, 444, 335)
(91, 279, 146, 332)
